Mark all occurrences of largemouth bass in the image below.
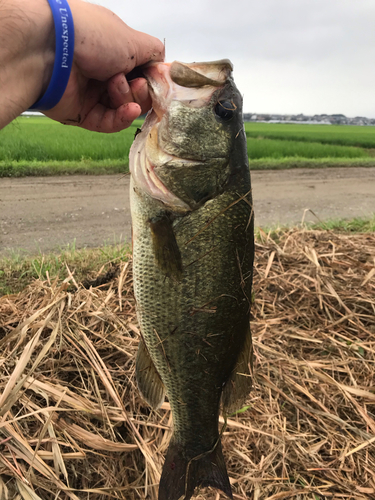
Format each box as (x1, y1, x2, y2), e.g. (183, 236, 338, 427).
(129, 59, 254, 500)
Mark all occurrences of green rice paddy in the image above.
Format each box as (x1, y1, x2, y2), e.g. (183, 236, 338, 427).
(245, 122, 375, 148)
(1, 116, 375, 176)
(246, 137, 368, 160)
(0, 116, 140, 162)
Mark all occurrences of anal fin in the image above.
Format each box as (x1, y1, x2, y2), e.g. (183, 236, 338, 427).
(136, 339, 165, 409)
(222, 325, 253, 415)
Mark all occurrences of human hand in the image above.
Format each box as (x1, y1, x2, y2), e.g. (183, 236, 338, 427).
(44, 0, 164, 132)
(0, 0, 164, 132)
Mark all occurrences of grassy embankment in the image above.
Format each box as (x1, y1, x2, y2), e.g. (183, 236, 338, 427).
(1, 225, 374, 499)
(1, 215, 374, 296)
(1, 116, 375, 176)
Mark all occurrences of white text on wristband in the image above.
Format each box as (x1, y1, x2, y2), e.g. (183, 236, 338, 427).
(30, 0, 75, 111)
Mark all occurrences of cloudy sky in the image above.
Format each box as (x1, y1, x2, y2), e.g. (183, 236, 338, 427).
(96, 0, 375, 118)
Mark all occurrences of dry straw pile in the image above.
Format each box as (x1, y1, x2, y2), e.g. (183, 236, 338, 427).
(0, 228, 374, 500)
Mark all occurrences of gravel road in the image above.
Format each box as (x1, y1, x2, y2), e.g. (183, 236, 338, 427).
(1, 167, 374, 255)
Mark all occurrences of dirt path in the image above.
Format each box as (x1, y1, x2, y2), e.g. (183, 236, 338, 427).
(1, 167, 374, 256)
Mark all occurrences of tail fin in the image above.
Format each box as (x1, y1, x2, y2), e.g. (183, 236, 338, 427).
(159, 439, 233, 500)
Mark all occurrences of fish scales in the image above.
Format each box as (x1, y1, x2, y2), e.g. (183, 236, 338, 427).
(129, 59, 254, 500)
(131, 186, 252, 447)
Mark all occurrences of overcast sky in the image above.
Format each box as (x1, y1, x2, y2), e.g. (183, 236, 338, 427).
(96, 0, 375, 118)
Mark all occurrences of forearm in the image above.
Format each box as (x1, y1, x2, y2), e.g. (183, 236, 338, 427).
(0, 0, 55, 129)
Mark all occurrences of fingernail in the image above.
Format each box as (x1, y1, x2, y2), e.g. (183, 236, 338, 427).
(118, 74, 130, 94)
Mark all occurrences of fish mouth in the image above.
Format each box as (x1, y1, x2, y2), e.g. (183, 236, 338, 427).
(143, 59, 233, 119)
(129, 60, 233, 210)
(127, 59, 233, 121)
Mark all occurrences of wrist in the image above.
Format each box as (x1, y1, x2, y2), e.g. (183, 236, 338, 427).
(30, 0, 75, 110)
(0, 0, 55, 128)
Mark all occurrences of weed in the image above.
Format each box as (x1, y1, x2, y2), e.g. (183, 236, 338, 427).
(0, 240, 131, 296)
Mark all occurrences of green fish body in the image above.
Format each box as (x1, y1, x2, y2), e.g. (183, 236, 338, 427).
(129, 60, 254, 500)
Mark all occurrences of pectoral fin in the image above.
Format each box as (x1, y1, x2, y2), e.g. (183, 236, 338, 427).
(149, 215, 183, 282)
(136, 339, 165, 409)
(222, 326, 253, 415)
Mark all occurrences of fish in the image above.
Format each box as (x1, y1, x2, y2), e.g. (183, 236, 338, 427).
(129, 59, 254, 500)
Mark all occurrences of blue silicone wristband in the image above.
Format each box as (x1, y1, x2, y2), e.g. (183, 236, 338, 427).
(30, 0, 74, 110)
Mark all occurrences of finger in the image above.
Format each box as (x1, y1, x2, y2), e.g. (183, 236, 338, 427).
(107, 73, 133, 109)
(129, 29, 165, 69)
(80, 102, 141, 133)
(129, 77, 152, 114)
(108, 75, 152, 114)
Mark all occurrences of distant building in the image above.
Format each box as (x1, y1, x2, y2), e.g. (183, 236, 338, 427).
(244, 112, 375, 126)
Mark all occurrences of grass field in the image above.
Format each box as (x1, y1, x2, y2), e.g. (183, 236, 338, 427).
(1, 223, 374, 499)
(1, 116, 375, 176)
(246, 136, 368, 159)
(0, 116, 140, 161)
(245, 121, 375, 148)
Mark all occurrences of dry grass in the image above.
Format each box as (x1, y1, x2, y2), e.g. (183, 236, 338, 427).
(0, 228, 374, 500)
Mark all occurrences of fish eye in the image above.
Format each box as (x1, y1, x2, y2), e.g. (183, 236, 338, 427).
(214, 100, 236, 121)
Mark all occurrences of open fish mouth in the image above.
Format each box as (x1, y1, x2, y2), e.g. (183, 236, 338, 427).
(144, 60, 233, 118)
(129, 60, 235, 211)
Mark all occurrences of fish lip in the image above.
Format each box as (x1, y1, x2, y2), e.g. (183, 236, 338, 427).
(143, 62, 173, 120)
(142, 59, 233, 87)
(142, 61, 233, 120)
(141, 60, 234, 120)
(126, 62, 170, 120)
